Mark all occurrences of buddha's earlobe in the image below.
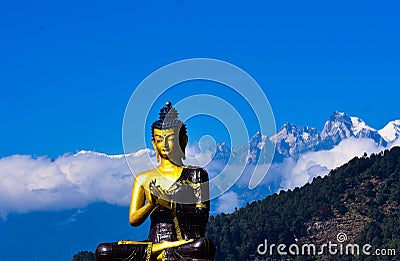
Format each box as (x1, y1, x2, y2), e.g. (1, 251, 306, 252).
(181, 149, 186, 160)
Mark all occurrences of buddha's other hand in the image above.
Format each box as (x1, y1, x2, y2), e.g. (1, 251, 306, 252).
(149, 179, 174, 209)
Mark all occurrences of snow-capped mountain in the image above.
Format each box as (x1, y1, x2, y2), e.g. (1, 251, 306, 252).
(209, 112, 400, 211)
(270, 112, 389, 160)
(213, 142, 230, 163)
(246, 131, 267, 164)
(210, 112, 398, 167)
(270, 122, 320, 158)
(319, 112, 386, 149)
(378, 120, 400, 143)
(320, 112, 353, 144)
(212, 131, 272, 165)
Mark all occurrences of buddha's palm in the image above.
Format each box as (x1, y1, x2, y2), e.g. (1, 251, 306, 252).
(149, 179, 176, 209)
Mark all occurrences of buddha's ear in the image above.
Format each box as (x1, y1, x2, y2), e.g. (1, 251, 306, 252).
(151, 139, 160, 162)
(180, 134, 188, 150)
(182, 135, 188, 148)
(180, 135, 188, 160)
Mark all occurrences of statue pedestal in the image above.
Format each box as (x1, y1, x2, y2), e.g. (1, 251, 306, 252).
(96, 238, 215, 261)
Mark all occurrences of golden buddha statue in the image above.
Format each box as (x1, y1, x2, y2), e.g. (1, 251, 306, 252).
(96, 102, 216, 261)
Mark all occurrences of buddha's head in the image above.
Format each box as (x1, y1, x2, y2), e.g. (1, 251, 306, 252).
(151, 101, 188, 165)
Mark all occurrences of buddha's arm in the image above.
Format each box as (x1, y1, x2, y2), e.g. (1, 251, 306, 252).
(119, 239, 193, 259)
(151, 239, 193, 254)
(129, 177, 155, 226)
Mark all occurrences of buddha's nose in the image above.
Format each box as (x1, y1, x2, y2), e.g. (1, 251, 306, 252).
(162, 139, 170, 150)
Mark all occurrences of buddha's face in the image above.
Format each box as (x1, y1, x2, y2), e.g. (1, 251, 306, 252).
(152, 128, 183, 163)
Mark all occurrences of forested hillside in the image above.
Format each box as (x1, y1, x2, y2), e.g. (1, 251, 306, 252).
(206, 147, 400, 260)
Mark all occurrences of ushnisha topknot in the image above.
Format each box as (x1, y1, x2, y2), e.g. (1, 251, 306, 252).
(151, 101, 187, 139)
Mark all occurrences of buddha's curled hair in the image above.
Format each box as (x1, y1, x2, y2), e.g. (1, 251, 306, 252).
(151, 101, 187, 154)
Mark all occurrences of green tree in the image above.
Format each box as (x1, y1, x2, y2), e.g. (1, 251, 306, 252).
(72, 251, 95, 261)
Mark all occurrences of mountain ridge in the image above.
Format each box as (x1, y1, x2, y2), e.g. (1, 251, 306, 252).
(212, 111, 398, 164)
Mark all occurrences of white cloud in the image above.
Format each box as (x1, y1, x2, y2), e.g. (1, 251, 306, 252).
(184, 142, 215, 168)
(277, 137, 385, 191)
(0, 149, 156, 218)
(61, 209, 85, 226)
(0, 138, 398, 217)
(0, 144, 218, 218)
(215, 191, 240, 214)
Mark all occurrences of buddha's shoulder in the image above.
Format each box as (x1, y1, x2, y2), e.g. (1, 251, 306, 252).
(135, 169, 159, 182)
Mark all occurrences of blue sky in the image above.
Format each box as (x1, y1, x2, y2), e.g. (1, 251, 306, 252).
(1, 0, 400, 159)
(1, 1, 400, 260)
